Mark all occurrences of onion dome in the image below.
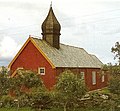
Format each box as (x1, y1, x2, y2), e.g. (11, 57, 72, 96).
(41, 5, 61, 49)
(41, 6, 61, 35)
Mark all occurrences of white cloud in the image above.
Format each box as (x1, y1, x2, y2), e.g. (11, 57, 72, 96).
(0, 36, 21, 58)
(0, 0, 120, 66)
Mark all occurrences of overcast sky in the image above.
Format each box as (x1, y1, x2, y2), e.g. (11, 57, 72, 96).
(0, 0, 120, 66)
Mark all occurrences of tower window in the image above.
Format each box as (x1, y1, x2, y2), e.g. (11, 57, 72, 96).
(38, 67, 45, 75)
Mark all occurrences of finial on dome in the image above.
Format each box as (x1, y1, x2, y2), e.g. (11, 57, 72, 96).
(50, 1, 52, 7)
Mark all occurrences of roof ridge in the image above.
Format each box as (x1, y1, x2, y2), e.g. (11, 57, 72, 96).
(60, 43, 84, 50)
(89, 54, 95, 56)
(32, 37, 84, 50)
(31, 37, 41, 40)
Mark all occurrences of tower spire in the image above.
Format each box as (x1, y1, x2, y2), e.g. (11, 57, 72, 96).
(41, 5, 61, 49)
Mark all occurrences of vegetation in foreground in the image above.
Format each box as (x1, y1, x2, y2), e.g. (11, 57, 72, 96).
(0, 41, 120, 111)
(0, 107, 109, 111)
(0, 68, 120, 111)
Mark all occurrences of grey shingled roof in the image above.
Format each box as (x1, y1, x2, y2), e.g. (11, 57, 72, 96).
(32, 38, 103, 68)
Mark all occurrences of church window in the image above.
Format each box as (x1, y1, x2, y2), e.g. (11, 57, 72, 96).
(38, 67, 45, 75)
(102, 75, 105, 82)
(101, 71, 105, 82)
(92, 71, 96, 85)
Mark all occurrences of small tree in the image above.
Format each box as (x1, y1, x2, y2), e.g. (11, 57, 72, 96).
(54, 70, 87, 111)
(0, 73, 9, 96)
(111, 42, 120, 65)
(29, 87, 52, 111)
(8, 69, 44, 109)
(0, 66, 8, 75)
(16, 69, 43, 89)
(109, 77, 120, 95)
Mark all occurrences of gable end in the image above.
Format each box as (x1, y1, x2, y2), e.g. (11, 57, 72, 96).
(8, 37, 55, 69)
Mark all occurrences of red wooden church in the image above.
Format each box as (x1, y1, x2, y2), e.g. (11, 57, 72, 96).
(8, 6, 108, 90)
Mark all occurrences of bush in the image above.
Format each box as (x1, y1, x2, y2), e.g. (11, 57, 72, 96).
(109, 77, 120, 95)
(0, 74, 10, 96)
(54, 70, 87, 111)
(0, 95, 15, 108)
(16, 69, 43, 89)
(15, 94, 30, 108)
(28, 87, 52, 111)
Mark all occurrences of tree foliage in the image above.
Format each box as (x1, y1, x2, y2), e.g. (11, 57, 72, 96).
(54, 70, 87, 111)
(111, 42, 120, 65)
(0, 74, 10, 96)
(29, 87, 52, 110)
(9, 69, 43, 95)
(0, 69, 45, 109)
(16, 69, 43, 89)
(109, 77, 120, 95)
(104, 64, 120, 95)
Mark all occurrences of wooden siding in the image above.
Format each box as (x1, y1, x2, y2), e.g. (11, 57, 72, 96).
(56, 68, 108, 91)
(10, 41, 56, 89)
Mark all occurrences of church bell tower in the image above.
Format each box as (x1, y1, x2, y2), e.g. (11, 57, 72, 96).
(41, 5, 61, 49)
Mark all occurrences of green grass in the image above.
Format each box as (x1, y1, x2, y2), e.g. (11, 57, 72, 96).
(98, 87, 110, 94)
(0, 107, 34, 111)
(46, 108, 102, 111)
(0, 107, 102, 111)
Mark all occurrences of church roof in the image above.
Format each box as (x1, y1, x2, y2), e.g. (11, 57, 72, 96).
(32, 37, 103, 68)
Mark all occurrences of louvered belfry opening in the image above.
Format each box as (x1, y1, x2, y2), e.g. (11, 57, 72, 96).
(41, 5, 61, 49)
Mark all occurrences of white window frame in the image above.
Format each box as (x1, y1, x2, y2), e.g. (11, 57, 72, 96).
(101, 71, 105, 82)
(80, 72, 85, 80)
(92, 71, 96, 85)
(102, 75, 105, 82)
(38, 67, 45, 75)
(17, 67, 23, 70)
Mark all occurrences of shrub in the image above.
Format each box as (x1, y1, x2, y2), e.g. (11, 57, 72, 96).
(109, 76, 120, 95)
(28, 87, 52, 111)
(54, 70, 87, 111)
(0, 95, 15, 108)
